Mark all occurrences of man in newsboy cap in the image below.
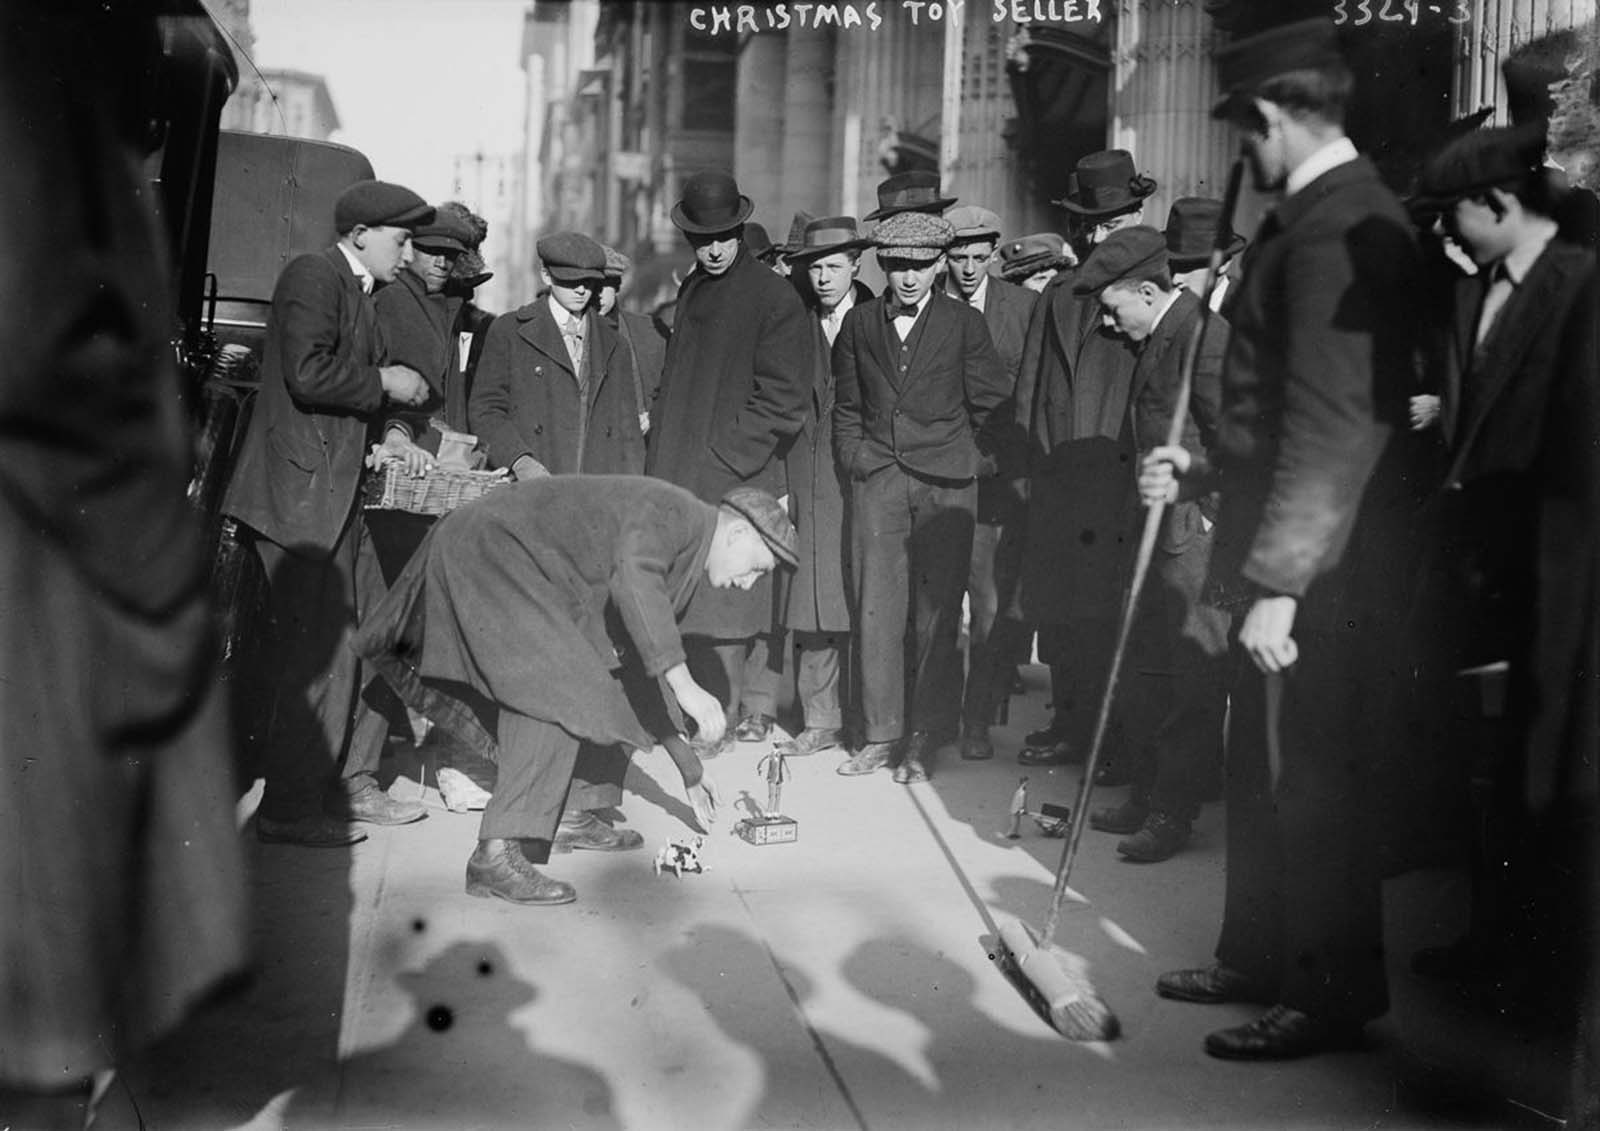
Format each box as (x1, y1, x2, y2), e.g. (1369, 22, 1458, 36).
(1145, 16, 1425, 1061)
(224, 179, 437, 846)
(832, 210, 1010, 784)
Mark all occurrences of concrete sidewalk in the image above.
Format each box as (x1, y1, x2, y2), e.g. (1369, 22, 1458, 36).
(124, 676, 1573, 1130)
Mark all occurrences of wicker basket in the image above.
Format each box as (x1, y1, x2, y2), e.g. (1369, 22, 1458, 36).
(363, 458, 511, 516)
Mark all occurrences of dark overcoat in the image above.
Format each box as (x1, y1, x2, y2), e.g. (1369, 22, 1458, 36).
(469, 299, 645, 475)
(223, 247, 385, 555)
(1203, 156, 1421, 633)
(1432, 239, 1598, 808)
(373, 268, 467, 442)
(616, 307, 668, 424)
(646, 247, 813, 637)
(354, 476, 718, 755)
(974, 277, 1037, 516)
(1012, 269, 1141, 625)
(783, 280, 874, 634)
(831, 291, 1010, 482)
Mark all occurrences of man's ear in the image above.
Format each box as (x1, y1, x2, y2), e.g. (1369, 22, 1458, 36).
(539, 267, 554, 289)
(349, 224, 369, 249)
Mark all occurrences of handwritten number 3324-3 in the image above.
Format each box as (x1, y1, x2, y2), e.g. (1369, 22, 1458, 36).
(1333, 0, 1471, 25)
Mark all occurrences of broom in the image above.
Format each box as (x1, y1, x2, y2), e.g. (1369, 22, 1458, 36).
(995, 154, 1247, 1041)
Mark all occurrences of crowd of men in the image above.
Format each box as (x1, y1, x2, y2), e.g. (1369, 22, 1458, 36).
(221, 10, 1595, 1081)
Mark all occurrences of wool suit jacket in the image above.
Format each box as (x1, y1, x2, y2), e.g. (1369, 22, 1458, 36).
(831, 291, 1009, 483)
(469, 299, 645, 476)
(1201, 156, 1422, 631)
(374, 269, 468, 444)
(971, 276, 1037, 487)
(223, 246, 386, 556)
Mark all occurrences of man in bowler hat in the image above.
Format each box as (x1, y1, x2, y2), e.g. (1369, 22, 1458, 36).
(1163, 197, 1247, 313)
(646, 170, 813, 754)
(832, 211, 1010, 783)
(224, 179, 437, 847)
(1142, 17, 1424, 1059)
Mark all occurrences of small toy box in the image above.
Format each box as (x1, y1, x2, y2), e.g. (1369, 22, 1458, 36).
(734, 814, 798, 846)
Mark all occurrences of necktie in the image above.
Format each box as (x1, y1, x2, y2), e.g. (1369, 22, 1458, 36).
(1475, 264, 1514, 347)
(562, 314, 584, 372)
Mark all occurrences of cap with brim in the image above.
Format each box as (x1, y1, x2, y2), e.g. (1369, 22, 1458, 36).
(1164, 197, 1247, 270)
(1409, 122, 1548, 211)
(999, 232, 1071, 279)
(873, 211, 954, 263)
(944, 205, 1004, 245)
(1072, 225, 1170, 295)
(412, 211, 476, 255)
(786, 216, 873, 263)
(334, 180, 433, 233)
(538, 231, 607, 283)
(720, 486, 798, 568)
(1211, 17, 1346, 120)
(601, 245, 632, 279)
(864, 171, 958, 221)
(1053, 150, 1158, 217)
(671, 170, 755, 235)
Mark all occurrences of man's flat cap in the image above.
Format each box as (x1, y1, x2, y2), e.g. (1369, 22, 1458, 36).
(999, 232, 1072, 279)
(537, 231, 607, 282)
(721, 486, 798, 568)
(412, 210, 477, 254)
(1411, 123, 1548, 210)
(1073, 225, 1169, 294)
(874, 211, 954, 262)
(945, 205, 1004, 244)
(1212, 17, 1346, 119)
(334, 180, 433, 233)
(601, 245, 632, 278)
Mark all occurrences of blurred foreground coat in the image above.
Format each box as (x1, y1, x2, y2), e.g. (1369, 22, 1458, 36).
(0, 5, 247, 1086)
(353, 476, 717, 757)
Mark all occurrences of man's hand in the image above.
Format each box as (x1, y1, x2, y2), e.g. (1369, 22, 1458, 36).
(689, 774, 721, 832)
(1409, 394, 1440, 432)
(512, 454, 551, 481)
(379, 364, 430, 407)
(377, 428, 435, 476)
(674, 680, 726, 747)
(1139, 444, 1193, 507)
(1238, 594, 1299, 673)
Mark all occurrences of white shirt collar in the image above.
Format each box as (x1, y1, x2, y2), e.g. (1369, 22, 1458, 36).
(1498, 220, 1558, 286)
(1286, 136, 1359, 198)
(337, 242, 375, 295)
(548, 294, 584, 331)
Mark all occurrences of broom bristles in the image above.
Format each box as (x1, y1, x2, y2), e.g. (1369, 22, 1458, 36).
(995, 919, 1120, 1042)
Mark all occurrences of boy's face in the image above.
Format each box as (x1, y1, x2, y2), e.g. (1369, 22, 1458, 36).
(1022, 267, 1058, 292)
(946, 238, 997, 298)
(542, 268, 597, 315)
(807, 251, 860, 310)
(881, 254, 943, 309)
(1098, 281, 1161, 341)
(597, 279, 621, 316)
(705, 523, 776, 590)
(353, 224, 414, 283)
(1443, 193, 1512, 266)
(408, 246, 459, 294)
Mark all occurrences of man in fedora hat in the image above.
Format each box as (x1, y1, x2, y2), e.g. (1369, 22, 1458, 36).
(863, 170, 958, 222)
(1070, 226, 1231, 864)
(1142, 16, 1424, 1060)
(832, 211, 1010, 784)
(355, 477, 796, 905)
(775, 217, 878, 758)
(224, 179, 437, 847)
(647, 170, 813, 755)
(1010, 149, 1154, 769)
(940, 205, 1038, 760)
(1164, 197, 1247, 313)
(999, 232, 1075, 292)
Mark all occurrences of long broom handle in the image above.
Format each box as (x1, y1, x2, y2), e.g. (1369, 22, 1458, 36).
(1040, 155, 1246, 945)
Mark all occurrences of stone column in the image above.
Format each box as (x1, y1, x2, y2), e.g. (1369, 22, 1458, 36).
(779, 26, 835, 232)
(735, 33, 788, 233)
(1111, 0, 1234, 223)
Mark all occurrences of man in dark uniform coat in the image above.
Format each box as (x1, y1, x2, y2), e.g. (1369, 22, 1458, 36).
(223, 179, 436, 846)
(1144, 18, 1424, 1059)
(598, 245, 668, 438)
(778, 217, 877, 758)
(1072, 227, 1230, 864)
(832, 211, 1010, 784)
(1011, 149, 1154, 767)
(1407, 125, 1598, 1014)
(645, 171, 813, 754)
(354, 478, 796, 905)
(939, 205, 1038, 760)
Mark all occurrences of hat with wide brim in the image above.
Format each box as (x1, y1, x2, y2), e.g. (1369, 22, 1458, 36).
(1053, 150, 1158, 217)
(786, 216, 874, 263)
(1211, 17, 1346, 120)
(864, 171, 958, 221)
(671, 170, 755, 235)
(720, 486, 798, 568)
(1163, 197, 1247, 270)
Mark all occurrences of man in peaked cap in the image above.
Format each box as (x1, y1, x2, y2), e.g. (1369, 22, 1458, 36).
(356, 477, 795, 905)
(1000, 232, 1075, 291)
(1144, 16, 1426, 1060)
(224, 179, 438, 846)
(937, 205, 1038, 760)
(774, 217, 878, 759)
(864, 170, 958, 222)
(1066, 227, 1231, 865)
(1011, 148, 1155, 770)
(647, 170, 814, 755)
(832, 210, 1010, 784)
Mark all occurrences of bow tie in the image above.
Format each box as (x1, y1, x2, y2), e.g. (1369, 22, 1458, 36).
(889, 301, 920, 319)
